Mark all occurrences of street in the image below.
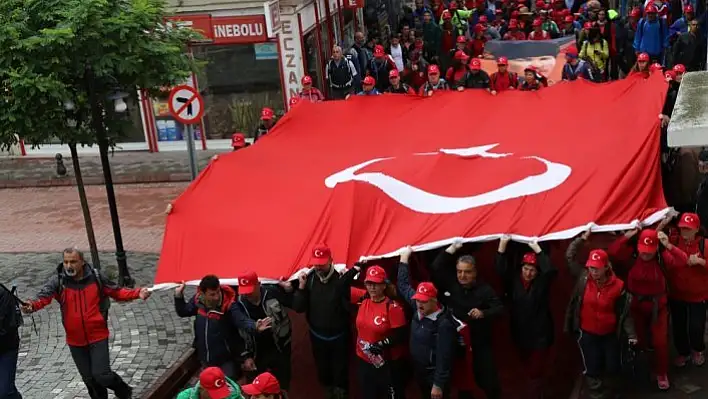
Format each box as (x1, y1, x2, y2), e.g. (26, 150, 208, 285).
(0, 183, 194, 398)
(0, 183, 186, 252)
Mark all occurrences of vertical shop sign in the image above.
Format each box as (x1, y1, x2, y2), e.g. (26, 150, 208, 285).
(278, 14, 304, 106)
(264, 0, 282, 38)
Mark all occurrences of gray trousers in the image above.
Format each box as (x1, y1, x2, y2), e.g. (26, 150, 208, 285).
(69, 339, 131, 399)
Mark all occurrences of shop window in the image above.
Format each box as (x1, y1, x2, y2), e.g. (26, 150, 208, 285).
(304, 31, 324, 91)
(192, 44, 282, 139)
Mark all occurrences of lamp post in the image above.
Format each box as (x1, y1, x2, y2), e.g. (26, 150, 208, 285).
(86, 69, 135, 287)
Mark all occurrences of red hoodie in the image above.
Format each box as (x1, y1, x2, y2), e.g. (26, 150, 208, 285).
(580, 272, 625, 335)
(668, 233, 708, 302)
(608, 235, 688, 304)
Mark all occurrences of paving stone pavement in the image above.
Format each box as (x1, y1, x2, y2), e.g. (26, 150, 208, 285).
(0, 183, 187, 253)
(2, 251, 200, 399)
(0, 150, 226, 188)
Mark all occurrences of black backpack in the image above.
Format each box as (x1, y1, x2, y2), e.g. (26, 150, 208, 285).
(56, 264, 111, 320)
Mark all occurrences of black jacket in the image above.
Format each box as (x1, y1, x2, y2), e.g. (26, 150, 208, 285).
(397, 262, 456, 388)
(430, 250, 504, 344)
(292, 268, 351, 338)
(495, 250, 556, 350)
(0, 285, 20, 354)
(175, 285, 255, 366)
(672, 30, 707, 71)
(463, 70, 491, 89)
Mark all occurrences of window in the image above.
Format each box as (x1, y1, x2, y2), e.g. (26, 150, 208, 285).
(192, 43, 282, 139)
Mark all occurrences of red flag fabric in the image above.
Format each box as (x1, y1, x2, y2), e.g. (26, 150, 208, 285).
(155, 74, 669, 286)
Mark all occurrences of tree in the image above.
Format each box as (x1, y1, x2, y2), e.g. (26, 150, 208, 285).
(0, 0, 200, 284)
(0, 0, 198, 148)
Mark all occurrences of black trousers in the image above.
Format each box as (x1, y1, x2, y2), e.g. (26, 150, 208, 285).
(670, 300, 707, 356)
(310, 332, 350, 391)
(357, 358, 406, 399)
(257, 343, 292, 391)
(458, 343, 501, 399)
(577, 330, 621, 378)
(69, 339, 131, 399)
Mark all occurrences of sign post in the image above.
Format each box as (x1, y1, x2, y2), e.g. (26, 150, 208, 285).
(168, 85, 205, 180)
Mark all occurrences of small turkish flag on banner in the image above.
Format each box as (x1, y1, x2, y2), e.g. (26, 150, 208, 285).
(155, 74, 669, 286)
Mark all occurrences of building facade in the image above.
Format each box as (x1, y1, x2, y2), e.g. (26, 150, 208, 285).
(20, 0, 372, 156)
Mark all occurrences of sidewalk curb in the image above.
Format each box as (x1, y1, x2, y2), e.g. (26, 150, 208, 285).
(0, 173, 193, 188)
(141, 348, 199, 399)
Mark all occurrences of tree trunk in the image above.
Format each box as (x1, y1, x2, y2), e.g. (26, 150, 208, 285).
(69, 142, 101, 269)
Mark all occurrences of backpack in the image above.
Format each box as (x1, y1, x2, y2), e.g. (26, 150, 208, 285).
(56, 264, 110, 320)
(0, 283, 23, 329)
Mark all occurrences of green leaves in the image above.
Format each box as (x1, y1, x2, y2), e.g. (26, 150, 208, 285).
(0, 0, 199, 148)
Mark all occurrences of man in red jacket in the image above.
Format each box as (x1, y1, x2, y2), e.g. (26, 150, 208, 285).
(607, 228, 688, 391)
(22, 248, 151, 399)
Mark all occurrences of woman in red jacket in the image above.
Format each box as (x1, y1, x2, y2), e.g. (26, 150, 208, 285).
(665, 213, 708, 367)
(565, 232, 637, 399)
(608, 228, 688, 390)
(344, 264, 408, 399)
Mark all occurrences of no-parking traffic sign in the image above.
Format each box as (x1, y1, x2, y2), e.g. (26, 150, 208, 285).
(168, 85, 204, 125)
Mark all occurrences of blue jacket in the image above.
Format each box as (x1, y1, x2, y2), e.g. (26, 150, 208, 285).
(175, 285, 255, 366)
(669, 17, 690, 37)
(397, 262, 456, 388)
(633, 17, 669, 56)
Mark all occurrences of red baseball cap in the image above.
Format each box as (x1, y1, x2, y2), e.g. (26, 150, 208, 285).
(242, 372, 281, 396)
(564, 15, 574, 22)
(363, 75, 376, 85)
(509, 19, 519, 28)
(522, 252, 537, 265)
(450, 1, 458, 9)
(261, 107, 274, 120)
(389, 69, 400, 78)
(678, 212, 701, 230)
(637, 52, 650, 62)
(497, 56, 508, 65)
(583, 21, 593, 29)
(532, 18, 542, 27)
(474, 23, 485, 33)
(428, 64, 440, 75)
(673, 64, 686, 74)
(374, 44, 385, 57)
(288, 97, 300, 107)
(630, 8, 641, 17)
(479, 15, 489, 23)
(364, 265, 387, 284)
(665, 70, 677, 81)
(637, 229, 659, 254)
(684, 4, 694, 13)
(469, 58, 482, 70)
(412, 282, 438, 301)
(650, 62, 663, 72)
(456, 35, 467, 43)
(454, 50, 469, 60)
(231, 133, 245, 148)
(645, 4, 658, 13)
(199, 367, 231, 399)
(238, 271, 259, 294)
(586, 249, 609, 268)
(301, 75, 312, 85)
(442, 10, 452, 19)
(309, 245, 332, 266)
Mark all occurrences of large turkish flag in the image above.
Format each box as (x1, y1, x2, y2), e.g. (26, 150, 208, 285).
(154, 74, 669, 286)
